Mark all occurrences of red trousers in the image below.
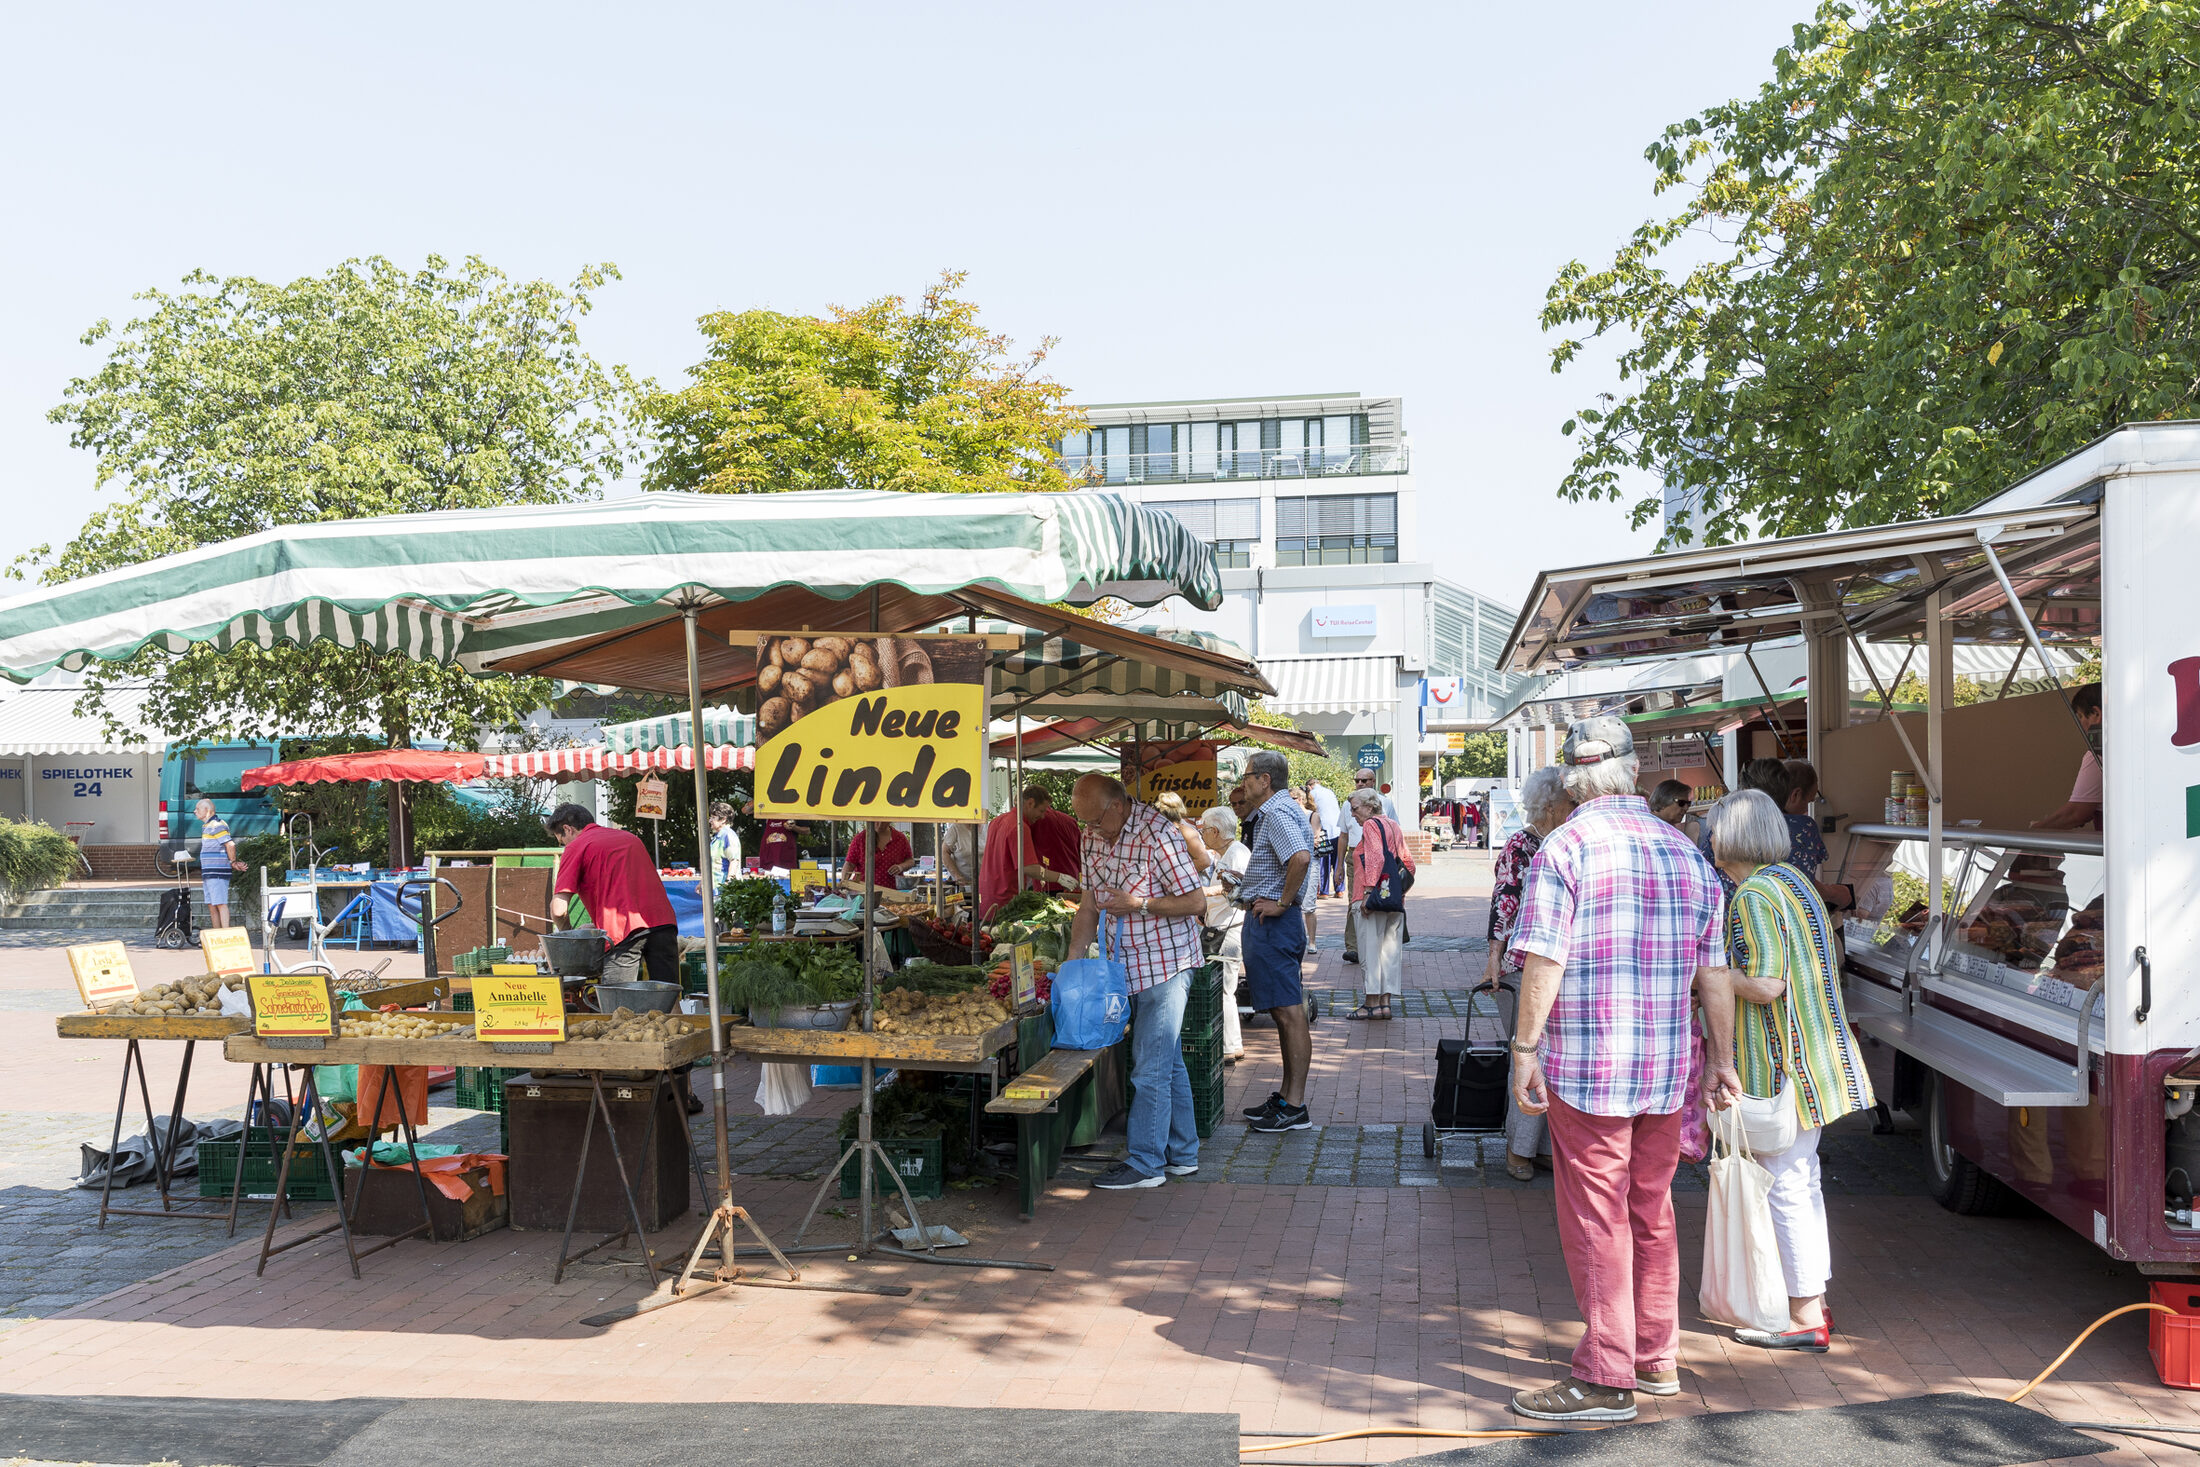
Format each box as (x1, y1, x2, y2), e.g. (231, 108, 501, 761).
(1545, 1093, 1683, 1389)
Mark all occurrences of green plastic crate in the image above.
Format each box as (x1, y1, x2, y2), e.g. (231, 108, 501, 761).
(1184, 961, 1226, 1029)
(837, 1134, 945, 1202)
(451, 991, 474, 1013)
(197, 1128, 345, 1201)
(454, 1066, 519, 1111)
(680, 950, 711, 995)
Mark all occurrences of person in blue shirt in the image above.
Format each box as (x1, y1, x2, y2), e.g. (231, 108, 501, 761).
(707, 801, 743, 885)
(195, 798, 237, 929)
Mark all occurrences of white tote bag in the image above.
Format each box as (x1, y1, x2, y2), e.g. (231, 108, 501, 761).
(1699, 1106, 1788, 1333)
(1737, 1080, 1799, 1156)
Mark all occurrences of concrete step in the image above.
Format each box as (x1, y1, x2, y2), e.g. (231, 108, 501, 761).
(0, 889, 210, 929)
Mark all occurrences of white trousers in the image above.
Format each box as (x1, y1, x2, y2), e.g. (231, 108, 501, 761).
(1217, 954, 1245, 1056)
(1357, 908, 1405, 995)
(1757, 1124, 1829, 1298)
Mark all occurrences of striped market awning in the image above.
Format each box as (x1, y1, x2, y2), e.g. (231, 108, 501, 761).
(1260, 655, 1403, 716)
(483, 744, 756, 781)
(599, 706, 755, 753)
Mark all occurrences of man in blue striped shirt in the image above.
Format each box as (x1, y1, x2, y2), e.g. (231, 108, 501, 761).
(1234, 750, 1316, 1132)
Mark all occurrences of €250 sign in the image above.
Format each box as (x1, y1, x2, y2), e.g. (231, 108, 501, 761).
(750, 633, 990, 823)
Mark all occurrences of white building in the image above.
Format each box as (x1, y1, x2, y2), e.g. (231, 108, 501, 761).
(1060, 392, 1531, 825)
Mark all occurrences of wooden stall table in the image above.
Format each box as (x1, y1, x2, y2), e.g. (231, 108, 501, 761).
(724, 1016, 1049, 1267)
(55, 1011, 257, 1230)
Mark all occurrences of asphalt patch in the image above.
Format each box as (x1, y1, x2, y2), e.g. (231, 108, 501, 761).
(0, 1394, 401, 1466)
(1414, 1392, 2112, 1466)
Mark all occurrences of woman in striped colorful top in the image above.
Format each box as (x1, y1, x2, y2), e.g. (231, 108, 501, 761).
(1706, 789, 1875, 1356)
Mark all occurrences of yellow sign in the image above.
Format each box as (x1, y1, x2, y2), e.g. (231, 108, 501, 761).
(752, 632, 988, 823)
(788, 867, 828, 896)
(1130, 757, 1219, 815)
(200, 927, 255, 976)
(634, 774, 669, 821)
(68, 941, 138, 1010)
(1446, 732, 1466, 751)
(249, 971, 337, 1038)
(475, 970, 567, 1043)
(1012, 942, 1036, 1009)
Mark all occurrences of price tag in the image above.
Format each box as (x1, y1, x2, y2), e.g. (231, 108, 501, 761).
(1012, 942, 1036, 1008)
(249, 972, 338, 1038)
(200, 927, 255, 976)
(68, 941, 138, 1010)
(475, 970, 567, 1043)
(788, 868, 828, 896)
(635, 775, 669, 821)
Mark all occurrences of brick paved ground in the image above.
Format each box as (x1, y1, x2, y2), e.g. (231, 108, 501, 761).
(3, 852, 2195, 1465)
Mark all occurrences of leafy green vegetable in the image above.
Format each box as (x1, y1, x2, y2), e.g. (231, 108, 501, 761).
(714, 876, 784, 934)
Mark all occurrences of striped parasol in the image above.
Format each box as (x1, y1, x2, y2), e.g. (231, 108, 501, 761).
(482, 743, 756, 780)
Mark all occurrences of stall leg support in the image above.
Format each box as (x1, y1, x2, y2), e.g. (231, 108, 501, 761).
(255, 1068, 363, 1279)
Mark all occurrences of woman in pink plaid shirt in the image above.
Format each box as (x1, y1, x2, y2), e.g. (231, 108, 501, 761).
(1505, 716, 1744, 1424)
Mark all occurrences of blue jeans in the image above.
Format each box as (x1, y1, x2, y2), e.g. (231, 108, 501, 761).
(1127, 967, 1197, 1179)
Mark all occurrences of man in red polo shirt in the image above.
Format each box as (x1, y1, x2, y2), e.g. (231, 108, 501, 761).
(546, 803, 679, 986)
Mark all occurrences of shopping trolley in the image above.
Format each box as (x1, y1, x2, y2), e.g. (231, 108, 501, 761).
(1422, 979, 1514, 1166)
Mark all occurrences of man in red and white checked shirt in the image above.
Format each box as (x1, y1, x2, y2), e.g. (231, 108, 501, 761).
(1069, 772, 1208, 1190)
(1506, 715, 1743, 1424)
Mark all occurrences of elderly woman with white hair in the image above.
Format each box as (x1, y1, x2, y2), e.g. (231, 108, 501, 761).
(1346, 787, 1415, 1018)
(1485, 765, 1576, 1180)
(1705, 787, 1875, 1354)
(1196, 804, 1253, 1061)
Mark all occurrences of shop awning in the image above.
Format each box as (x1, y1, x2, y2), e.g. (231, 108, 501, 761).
(1501, 504, 2100, 675)
(0, 682, 166, 756)
(481, 744, 757, 781)
(1260, 655, 1401, 716)
(987, 713, 1325, 759)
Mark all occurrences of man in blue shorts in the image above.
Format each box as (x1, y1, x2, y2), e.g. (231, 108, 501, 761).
(1235, 750, 1315, 1132)
(195, 797, 237, 930)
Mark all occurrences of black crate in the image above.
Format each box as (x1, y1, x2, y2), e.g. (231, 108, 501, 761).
(504, 1075, 689, 1233)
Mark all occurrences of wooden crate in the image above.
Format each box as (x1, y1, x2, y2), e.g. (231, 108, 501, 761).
(337, 976, 453, 1009)
(726, 1017, 1016, 1072)
(225, 1015, 717, 1072)
(56, 1013, 250, 1041)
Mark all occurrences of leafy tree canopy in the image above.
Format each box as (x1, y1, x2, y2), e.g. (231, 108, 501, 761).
(643, 270, 1084, 494)
(1439, 731, 1508, 782)
(1544, 1, 2200, 546)
(31, 255, 636, 862)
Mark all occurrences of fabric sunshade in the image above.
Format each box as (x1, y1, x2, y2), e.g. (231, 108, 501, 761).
(599, 706, 755, 753)
(0, 489, 1225, 688)
(481, 744, 756, 780)
(240, 749, 488, 789)
(0, 682, 166, 755)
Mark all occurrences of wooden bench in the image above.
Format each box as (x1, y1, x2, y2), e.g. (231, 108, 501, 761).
(984, 1048, 1104, 1116)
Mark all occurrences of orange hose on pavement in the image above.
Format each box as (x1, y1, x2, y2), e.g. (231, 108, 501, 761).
(2004, 1301, 2176, 1404)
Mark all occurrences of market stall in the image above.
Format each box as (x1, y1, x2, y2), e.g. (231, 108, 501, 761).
(0, 487, 1233, 1295)
(1496, 429, 2200, 1272)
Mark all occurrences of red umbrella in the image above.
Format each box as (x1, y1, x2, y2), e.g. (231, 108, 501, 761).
(240, 748, 489, 790)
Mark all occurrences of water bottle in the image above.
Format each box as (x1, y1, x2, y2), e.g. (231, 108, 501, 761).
(771, 890, 788, 935)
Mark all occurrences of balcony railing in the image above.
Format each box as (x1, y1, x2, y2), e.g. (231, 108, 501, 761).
(1056, 442, 1409, 486)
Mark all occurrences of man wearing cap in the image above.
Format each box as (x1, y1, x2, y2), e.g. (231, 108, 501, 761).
(1504, 716, 1740, 1423)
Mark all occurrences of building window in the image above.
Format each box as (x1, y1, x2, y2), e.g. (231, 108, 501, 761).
(1061, 414, 1379, 482)
(1151, 497, 1260, 569)
(1275, 493, 1397, 566)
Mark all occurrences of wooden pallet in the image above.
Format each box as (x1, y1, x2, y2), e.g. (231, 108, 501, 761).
(56, 1013, 251, 1040)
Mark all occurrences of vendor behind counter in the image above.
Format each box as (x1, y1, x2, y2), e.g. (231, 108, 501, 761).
(2034, 682, 2104, 832)
(545, 802, 679, 986)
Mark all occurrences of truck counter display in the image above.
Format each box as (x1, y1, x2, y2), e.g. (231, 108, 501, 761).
(1500, 420, 2200, 1273)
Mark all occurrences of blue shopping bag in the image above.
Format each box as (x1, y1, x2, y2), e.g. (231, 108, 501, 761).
(1049, 916, 1130, 1050)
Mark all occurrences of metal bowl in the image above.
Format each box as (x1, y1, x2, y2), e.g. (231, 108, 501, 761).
(593, 980, 680, 1014)
(542, 926, 608, 977)
(748, 999, 858, 1031)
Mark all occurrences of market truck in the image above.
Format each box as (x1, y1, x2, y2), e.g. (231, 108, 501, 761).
(1501, 420, 2200, 1273)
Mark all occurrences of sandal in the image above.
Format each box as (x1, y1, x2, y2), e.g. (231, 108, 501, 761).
(1345, 1004, 1376, 1020)
(1372, 1002, 1393, 1020)
(1505, 1152, 1536, 1181)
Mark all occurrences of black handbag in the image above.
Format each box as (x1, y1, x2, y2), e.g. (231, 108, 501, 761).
(1362, 821, 1414, 913)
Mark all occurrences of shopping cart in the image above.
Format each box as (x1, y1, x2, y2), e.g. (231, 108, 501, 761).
(1422, 979, 1513, 1166)
(62, 820, 95, 877)
(151, 840, 197, 949)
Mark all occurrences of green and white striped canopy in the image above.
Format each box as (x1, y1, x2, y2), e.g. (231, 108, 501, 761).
(599, 705, 756, 753)
(0, 490, 1223, 685)
(987, 622, 1253, 712)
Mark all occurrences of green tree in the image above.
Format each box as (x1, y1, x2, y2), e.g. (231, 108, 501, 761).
(31, 255, 637, 865)
(1439, 731, 1508, 781)
(1544, 1, 2200, 546)
(643, 270, 1084, 494)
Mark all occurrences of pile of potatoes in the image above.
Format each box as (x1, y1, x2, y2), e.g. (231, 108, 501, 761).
(107, 975, 245, 1017)
(756, 635, 936, 739)
(338, 1012, 473, 1040)
(872, 986, 1009, 1037)
(569, 1008, 692, 1043)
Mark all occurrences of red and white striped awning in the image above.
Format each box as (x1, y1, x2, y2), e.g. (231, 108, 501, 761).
(481, 744, 756, 780)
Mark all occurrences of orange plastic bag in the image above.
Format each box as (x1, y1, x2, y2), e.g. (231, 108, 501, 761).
(353, 1064, 430, 1130)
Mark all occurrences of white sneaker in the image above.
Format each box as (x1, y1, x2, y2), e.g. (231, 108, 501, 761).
(1164, 1163, 1199, 1176)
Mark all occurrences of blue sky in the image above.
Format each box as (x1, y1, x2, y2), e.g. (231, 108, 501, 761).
(0, 1, 1815, 608)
